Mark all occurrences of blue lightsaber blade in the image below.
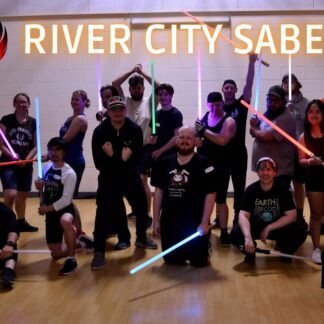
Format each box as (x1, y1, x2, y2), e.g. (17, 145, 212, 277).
(35, 97, 42, 179)
(130, 231, 200, 275)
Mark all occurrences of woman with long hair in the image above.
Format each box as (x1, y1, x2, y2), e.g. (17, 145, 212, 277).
(298, 99, 324, 264)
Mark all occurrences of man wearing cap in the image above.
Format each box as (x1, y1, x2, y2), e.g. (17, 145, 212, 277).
(250, 85, 297, 188)
(220, 53, 258, 225)
(195, 91, 236, 246)
(112, 64, 160, 223)
(230, 157, 307, 262)
(91, 96, 157, 270)
(281, 73, 309, 229)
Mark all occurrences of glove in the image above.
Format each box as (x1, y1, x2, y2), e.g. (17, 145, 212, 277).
(194, 119, 206, 137)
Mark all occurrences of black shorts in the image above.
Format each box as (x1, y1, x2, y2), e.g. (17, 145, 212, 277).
(45, 204, 75, 244)
(0, 164, 33, 191)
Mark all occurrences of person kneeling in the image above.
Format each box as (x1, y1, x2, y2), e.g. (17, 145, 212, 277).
(35, 137, 78, 276)
(230, 157, 307, 263)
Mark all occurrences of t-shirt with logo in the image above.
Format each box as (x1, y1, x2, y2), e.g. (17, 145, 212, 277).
(0, 113, 36, 162)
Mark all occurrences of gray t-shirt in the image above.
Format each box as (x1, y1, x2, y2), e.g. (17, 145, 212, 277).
(252, 109, 297, 177)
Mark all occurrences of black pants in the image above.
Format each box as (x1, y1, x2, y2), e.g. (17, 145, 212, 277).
(230, 221, 307, 255)
(94, 174, 147, 253)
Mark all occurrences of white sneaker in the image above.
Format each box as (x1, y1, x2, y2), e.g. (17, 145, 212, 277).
(312, 248, 322, 264)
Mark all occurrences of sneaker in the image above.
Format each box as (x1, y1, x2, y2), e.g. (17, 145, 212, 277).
(91, 252, 106, 271)
(312, 248, 322, 264)
(59, 258, 77, 276)
(114, 241, 130, 250)
(244, 253, 256, 263)
(79, 234, 94, 249)
(127, 212, 136, 219)
(1, 268, 16, 289)
(146, 215, 153, 229)
(18, 220, 38, 232)
(135, 238, 158, 250)
(220, 231, 230, 247)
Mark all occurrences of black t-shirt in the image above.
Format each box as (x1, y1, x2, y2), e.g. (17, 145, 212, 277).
(152, 153, 216, 227)
(0, 202, 19, 247)
(0, 113, 36, 161)
(241, 179, 295, 226)
(151, 107, 183, 157)
(223, 95, 248, 150)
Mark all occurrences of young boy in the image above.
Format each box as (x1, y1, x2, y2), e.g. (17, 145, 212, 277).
(35, 137, 78, 276)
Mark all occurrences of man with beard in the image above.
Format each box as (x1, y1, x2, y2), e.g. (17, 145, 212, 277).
(152, 126, 216, 267)
(230, 157, 307, 263)
(112, 64, 160, 224)
(250, 85, 297, 188)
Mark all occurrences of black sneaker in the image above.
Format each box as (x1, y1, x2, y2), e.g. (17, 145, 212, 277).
(1, 268, 16, 289)
(114, 241, 131, 250)
(59, 258, 77, 276)
(146, 215, 153, 229)
(220, 231, 230, 247)
(244, 253, 256, 263)
(18, 220, 38, 232)
(135, 238, 158, 250)
(91, 252, 106, 271)
(79, 234, 94, 249)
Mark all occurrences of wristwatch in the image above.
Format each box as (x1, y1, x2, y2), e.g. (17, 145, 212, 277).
(6, 240, 15, 247)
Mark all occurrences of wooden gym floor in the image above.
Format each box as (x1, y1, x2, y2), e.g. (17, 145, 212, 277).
(0, 198, 323, 324)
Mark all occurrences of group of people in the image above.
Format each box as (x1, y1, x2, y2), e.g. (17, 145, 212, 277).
(0, 54, 323, 288)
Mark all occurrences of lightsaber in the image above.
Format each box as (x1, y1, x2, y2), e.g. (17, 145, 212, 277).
(241, 99, 314, 157)
(197, 46, 202, 119)
(96, 53, 102, 112)
(288, 54, 292, 101)
(35, 97, 44, 204)
(255, 247, 313, 261)
(183, 11, 270, 67)
(254, 52, 262, 111)
(130, 232, 200, 275)
(0, 159, 35, 167)
(151, 60, 156, 135)
(0, 128, 18, 160)
(1, 249, 51, 254)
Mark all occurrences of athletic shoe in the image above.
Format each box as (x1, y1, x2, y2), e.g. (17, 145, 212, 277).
(312, 248, 322, 264)
(1, 268, 16, 289)
(59, 258, 77, 276)
(220, 231, 230, 247)
(146, 215, 153, 229)
(135, 238, 158, 250)
(114, 241, 131, 250)
(244, 253, 256, 263)
(18, 220, 38, 232)
(79, 234, 94, 249)
(91, 252, 106, 271)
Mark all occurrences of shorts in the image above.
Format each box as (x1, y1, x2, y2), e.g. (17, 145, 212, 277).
(0, 164, 33, 192)
(138, 144, 153, 176)
(45, 204, 75, 244)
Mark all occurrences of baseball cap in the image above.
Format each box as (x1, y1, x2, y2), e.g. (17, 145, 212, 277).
(266, 85, 286, 100)
(107, 96, 126, 110)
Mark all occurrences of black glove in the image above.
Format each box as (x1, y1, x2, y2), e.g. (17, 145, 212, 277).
(194, 119, 206, 137)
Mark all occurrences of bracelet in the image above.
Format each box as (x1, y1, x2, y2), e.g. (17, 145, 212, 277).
(6, 240, 15, 247)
